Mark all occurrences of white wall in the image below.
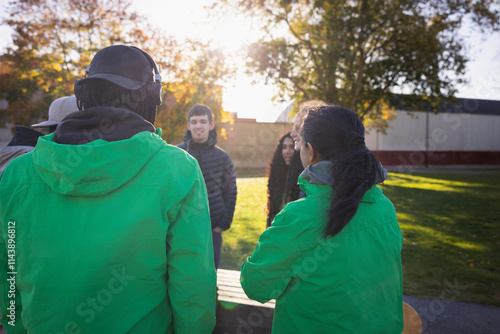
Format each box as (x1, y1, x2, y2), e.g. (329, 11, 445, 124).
(366, 110, 500, 152)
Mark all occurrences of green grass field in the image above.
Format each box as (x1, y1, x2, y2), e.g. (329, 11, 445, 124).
(220, 172, 500, 306)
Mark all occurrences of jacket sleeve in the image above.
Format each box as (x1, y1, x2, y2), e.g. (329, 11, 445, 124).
(166, 164, 217, 333)
(219, 154, 237, 231)
(240, 208, 304, 303)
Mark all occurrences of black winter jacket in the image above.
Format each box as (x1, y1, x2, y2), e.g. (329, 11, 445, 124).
(178, 129, 237, 231)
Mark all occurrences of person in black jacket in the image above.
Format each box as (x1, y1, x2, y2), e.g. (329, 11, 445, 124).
(178, 104, 237, 269)
(0, 126, 42, 174)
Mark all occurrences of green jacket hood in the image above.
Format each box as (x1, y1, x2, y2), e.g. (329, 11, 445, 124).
(32, 130, 165, 196)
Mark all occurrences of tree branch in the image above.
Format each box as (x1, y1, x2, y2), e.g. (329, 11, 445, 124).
(281, 70, 310, 100)
(280, 9, 324, 85)
(349, 36, 366, 109)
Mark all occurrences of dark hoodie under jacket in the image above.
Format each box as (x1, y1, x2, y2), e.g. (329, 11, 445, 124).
(178, 129, 237, 231)
(54, 106, 155, 144)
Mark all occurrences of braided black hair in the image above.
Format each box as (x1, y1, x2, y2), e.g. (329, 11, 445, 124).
(76, 79, 157, 124)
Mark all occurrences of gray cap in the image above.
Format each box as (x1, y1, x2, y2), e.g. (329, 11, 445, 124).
(32, 95, 78, 128)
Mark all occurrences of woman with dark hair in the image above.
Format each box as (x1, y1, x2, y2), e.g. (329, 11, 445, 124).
(266, 132, 303, 228)
(241, 105, 403, 333)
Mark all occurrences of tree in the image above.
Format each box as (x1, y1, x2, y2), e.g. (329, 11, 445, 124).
(0, 0, 234, 141)
(0, 0, 181, 127)
(216, 0, 499, 129)
(156, 41, 235, 143)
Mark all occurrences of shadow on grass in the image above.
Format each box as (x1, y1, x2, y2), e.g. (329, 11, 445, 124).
(380, 173, 500, 306)
(220, 234, 257, 270)
(220, 174, 500, 306)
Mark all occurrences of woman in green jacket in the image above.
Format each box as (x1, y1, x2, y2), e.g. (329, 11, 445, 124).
(241, 105, 404, 333)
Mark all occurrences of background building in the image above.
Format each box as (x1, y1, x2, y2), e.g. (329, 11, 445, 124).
(368, 98, 500, 167)
(217, 98, 500, 174)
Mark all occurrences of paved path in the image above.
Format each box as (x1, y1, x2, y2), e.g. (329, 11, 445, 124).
(217, 270, 500, 334)
(2, 295, 499, 333)
(403, 295, 500, 334)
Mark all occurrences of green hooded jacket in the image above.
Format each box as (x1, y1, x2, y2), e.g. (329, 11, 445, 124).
(0, 111, 216, 333)
(241, 164, 403, 333)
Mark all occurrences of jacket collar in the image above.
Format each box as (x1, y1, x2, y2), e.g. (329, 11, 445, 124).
(299, 161, 381, 203)
(300, 160, 334, 186)
(182, 128, 218, 149)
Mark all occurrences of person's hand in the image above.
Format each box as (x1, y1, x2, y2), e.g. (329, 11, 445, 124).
(212, 227, 223, 233)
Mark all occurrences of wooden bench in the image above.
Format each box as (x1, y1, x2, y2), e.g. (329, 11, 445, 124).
(217, 269, 275, 308)
(216, 269, 422, 334)
(215, 269, 274, 334)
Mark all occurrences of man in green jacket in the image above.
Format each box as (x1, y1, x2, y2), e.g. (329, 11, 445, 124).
(0, 45, 216, 333)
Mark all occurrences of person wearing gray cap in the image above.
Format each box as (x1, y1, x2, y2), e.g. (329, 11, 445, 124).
(31, 95, 78, 132)
(0, 95, 78, 174)
(0, 45, 216, 333)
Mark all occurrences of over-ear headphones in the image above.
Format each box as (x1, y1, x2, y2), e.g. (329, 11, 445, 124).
(74, 79, 83, 110)
(74, 46, 163, 107)
(131, 47, 163, 106)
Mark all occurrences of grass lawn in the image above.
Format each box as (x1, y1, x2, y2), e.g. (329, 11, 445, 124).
(219, 177, 268, 270)
(220, 172, 500, 306)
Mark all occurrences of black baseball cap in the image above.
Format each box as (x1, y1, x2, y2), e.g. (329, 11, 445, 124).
(78, 45, 155, 90)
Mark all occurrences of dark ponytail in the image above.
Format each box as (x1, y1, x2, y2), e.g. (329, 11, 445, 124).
(302, 105, 384, 237)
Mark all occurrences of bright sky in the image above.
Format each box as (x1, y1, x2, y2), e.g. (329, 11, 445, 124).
(131, 0, 290, 122)
(1, 0, 499, 121)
